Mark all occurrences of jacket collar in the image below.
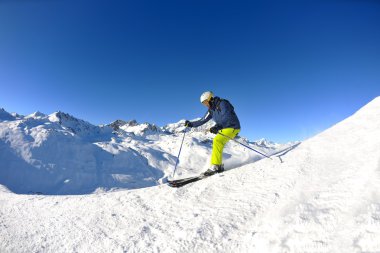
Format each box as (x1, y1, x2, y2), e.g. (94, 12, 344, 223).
(209, 97, 221, 110)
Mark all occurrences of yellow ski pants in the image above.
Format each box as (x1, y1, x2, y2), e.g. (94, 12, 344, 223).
(211, 128, 240, 165)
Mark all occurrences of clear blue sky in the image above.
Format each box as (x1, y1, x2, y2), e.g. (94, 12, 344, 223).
(0, 0, 379, 142)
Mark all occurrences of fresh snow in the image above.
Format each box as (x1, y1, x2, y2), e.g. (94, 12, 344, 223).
(1, 97, 380, 252)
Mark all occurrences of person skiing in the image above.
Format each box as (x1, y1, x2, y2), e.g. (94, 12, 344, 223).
(185, 91, 241, 176)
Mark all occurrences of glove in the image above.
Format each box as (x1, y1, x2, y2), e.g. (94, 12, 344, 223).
(210, 126, 219, 134)
(184, 120, 193, 128)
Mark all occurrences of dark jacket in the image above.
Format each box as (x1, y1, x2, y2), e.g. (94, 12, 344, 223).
(191, 97, 241, 131)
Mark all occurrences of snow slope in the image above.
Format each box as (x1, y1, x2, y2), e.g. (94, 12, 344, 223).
(1, 97, 379, 252)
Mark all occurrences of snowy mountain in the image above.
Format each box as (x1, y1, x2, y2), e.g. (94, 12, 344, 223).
(1, 97, 379, 253)
(0, 108, 15, 121)
(0, 109, 291, 195)
(109, 119, 162, 136)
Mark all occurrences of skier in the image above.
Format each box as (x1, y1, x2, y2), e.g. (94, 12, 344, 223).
(185, 91, 241, 176)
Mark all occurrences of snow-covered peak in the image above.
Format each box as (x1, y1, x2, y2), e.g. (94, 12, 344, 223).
(48, 111, 99, 135)
(110, 119, 161, 136)
(162, 119, 187, 133)
(251, 138, 294, 149)
(163, 118, 216, 134)
(48, 111, 75, 123)
(48, 111, 60, 123)
(25, 111, 46, 119)
(254, 138, 275, 147)
(11, 112, 23, 119)
(0, 108, 15, 122)
(109, 119, 139, 130)
(109, 119, 128, 130)
(125, 119, 138, 127)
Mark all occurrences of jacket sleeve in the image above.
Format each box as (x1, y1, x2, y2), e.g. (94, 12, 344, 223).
(191, 111, 212, 127)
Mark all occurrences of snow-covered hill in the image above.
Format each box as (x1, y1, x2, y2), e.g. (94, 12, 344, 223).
(1, 97, 379, 253)
(0, 110, 291, 195)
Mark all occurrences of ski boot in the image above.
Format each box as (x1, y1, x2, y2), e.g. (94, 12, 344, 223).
(204, 164, 224, 176)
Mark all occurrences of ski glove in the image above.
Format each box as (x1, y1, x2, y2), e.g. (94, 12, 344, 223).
(210, 126, 219, 134)
(185, 120, 193, 127)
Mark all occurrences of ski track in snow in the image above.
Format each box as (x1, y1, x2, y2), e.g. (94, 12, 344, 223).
(1, 97, 380, 252)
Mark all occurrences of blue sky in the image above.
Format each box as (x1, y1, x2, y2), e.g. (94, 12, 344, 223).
(0, 0, 379, 142)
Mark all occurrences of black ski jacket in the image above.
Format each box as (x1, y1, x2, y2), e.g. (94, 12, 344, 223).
(191, 97, 241, 131)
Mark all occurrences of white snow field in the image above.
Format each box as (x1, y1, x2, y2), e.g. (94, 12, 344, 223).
(1, 97, 380, 253)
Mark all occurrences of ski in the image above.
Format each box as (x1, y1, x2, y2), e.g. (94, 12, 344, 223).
(168, 172, 219, 187)
(168, 176, 203, 187)
(168, 175, 200, 184)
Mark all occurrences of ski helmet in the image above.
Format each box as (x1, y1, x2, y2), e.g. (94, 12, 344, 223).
(200, 91, 214, 103)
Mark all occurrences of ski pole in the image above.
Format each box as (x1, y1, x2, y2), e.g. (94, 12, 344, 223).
(172, 127, 187, 177)
(218, 132, 272, 160)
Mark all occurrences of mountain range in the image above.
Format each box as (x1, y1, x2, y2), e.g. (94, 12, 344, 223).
(0, 108, 293, 195)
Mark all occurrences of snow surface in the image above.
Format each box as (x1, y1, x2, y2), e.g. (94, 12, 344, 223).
(1, 97, 380, 252)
